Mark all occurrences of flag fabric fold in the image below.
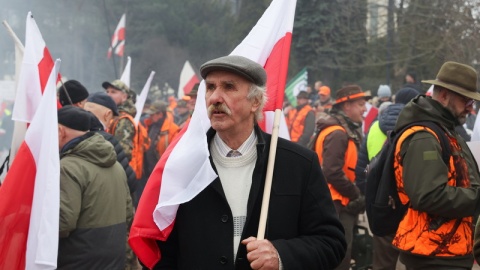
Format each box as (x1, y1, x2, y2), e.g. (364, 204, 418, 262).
(129, 0, 297, 268)
(0, 58, 60, 269)
(134, 71, 156, 123)
(107, 13, 126, 59)
(120, 56, 131, 87)
(177, 61, 200, 99)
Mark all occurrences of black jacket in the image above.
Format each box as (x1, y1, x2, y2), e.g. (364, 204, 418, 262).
(152, 126, 346, 269)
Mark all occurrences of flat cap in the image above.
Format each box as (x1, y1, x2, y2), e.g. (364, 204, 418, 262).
(200, 55, 267, 86)
(87, 92, 119, 116)
(58, 105, 91, 131)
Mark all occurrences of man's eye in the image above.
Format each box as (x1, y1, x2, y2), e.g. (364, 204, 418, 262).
(206, 84, 215, 91)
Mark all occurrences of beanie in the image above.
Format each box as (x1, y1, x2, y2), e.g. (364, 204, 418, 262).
(58, 80, 89, 106)
(395, 87, 420, 105)
(377, 85, 392, 98)
(58, 105, 91, 131)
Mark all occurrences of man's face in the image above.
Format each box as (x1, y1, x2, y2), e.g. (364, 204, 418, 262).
(296, 97, 309, 106)
(343, 99, 367, 124)
(319, 94, 330, 103)
(205, 71, 259, 134)
(105, 87, 128, 106)
(149, 112, 164, 123)
(446, 90, 474, 124)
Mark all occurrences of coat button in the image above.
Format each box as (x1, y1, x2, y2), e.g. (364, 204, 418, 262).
(220, 256, 227, 264)
(221, 214, 229, 222)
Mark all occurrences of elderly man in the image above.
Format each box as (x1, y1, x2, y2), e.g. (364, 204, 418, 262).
(151, 55, 346, 269)
(57, 105, 132, 269)
(392, 61, 480, 269)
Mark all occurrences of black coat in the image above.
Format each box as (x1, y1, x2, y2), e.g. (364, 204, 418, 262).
(153, 126, 346, 270)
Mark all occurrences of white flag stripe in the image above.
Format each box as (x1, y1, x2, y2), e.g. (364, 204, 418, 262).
(25, 59, 60, 269)
(12, 12, 46, 124)
(135, 71, 156, 123)
(120, 56, 131, 88)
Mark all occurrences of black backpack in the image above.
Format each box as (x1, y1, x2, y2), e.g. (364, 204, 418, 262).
(365, 121, 451, 237)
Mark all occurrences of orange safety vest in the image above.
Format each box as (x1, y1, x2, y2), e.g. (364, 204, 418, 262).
(110, 113, 150, 179)
(143, 116, 180, 157)
(287, 105, 313, 142)
(393, 126, 472, 257)
(315, 125, 358, 206)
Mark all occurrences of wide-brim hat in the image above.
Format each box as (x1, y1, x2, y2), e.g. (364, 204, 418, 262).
(422, 61, 480, 100)
(200, 55, 267, 86)
(334, 85, 371, 105)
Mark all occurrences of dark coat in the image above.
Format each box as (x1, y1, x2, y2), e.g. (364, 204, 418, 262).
(153, 126, 346, 270)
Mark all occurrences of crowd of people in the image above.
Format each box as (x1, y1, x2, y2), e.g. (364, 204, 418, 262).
(2, 56, 480, 270)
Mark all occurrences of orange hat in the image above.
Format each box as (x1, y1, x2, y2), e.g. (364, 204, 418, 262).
(319, 86, 331, 96)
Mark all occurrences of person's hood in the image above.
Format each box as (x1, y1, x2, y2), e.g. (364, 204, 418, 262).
(378, 103, 404, 134)
(61, 132, 117, 168)
(394, 95, 458, 132)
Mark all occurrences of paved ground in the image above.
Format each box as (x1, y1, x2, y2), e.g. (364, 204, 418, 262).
(356, 214, 480, 270)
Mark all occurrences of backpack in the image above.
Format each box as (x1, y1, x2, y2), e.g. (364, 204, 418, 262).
(111, 114, 151, 179)
(365, 121, 451, 237)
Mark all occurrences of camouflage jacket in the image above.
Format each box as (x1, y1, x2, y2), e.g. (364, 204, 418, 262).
(109, 99, 137, 160)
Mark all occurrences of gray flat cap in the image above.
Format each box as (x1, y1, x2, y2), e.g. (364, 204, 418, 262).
(200, 55, 267, 86)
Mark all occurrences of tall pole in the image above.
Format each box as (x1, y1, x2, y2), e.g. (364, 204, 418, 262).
(386, 0, 395, 85)
(103, 0, 118, 79)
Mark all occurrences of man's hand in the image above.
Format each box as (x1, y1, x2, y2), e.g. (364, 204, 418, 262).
(241, 237, 280, 270)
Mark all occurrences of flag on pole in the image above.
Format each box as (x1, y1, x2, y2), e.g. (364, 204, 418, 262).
(177, 60, 199, 99)
(0, 59, 60, 269)
(363, 102, 378, 135)
(134, 71, 156, 123)
(10, 12, 58, 165)
(120, 56, 131, 87)
(285, 67, 308, 107)
(107, 13, 126, 59)
(129, 0, 297, 268)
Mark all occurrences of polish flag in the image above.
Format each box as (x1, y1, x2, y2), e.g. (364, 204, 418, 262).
(107, 13, 126, 58)
(177, 60, 200, 99)
(10, 12, 59, 165)
(0, 59, 60, 269)
(129, 0, 297, 268)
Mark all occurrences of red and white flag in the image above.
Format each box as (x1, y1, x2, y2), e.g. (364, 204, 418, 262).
(177, 60, 199, 99)
(0, 58, 60, 269)
(129, 0, 297, 268)
(107, 13, 126, 59)
(10, 12, 58, 166)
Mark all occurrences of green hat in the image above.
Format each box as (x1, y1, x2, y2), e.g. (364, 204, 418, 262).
(102, 79, 129, 93)
(422, 61, 480, 100)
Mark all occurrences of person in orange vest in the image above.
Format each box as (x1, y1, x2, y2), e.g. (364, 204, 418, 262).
(313, 84, 370, 270)
(286, 91, 315, 147)
(139, 100, 180, 201)
(397, 61, 480, 269)
(317, 85, 334, 113)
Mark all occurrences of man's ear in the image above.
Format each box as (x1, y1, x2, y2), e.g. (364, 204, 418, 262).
(104, 110, 113, 122)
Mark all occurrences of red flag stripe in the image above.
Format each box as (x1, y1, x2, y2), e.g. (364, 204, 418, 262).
(183, 76, 200, 96)
(0, 142, 37, 269)
(264, 33, 292, 111)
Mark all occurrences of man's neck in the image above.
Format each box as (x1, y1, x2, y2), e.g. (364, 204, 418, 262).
(217, 126, 254, 150)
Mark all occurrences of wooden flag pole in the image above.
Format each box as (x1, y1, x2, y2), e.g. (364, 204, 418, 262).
(257, 108, 282, 239)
